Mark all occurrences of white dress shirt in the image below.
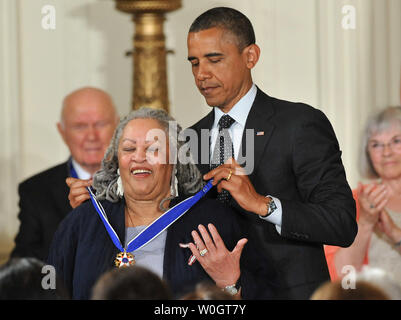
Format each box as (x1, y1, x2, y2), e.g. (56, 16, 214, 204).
(210, 84, 282, 233)
(71, 158, 92, 180)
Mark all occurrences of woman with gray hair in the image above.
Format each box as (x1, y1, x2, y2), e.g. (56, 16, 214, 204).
(325, 106, 401, 284)
(47, 107, 251, 299)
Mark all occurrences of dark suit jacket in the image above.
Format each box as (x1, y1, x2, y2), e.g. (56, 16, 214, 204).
(10, 161, 73, 261)
(189, 87, 357, 299)
(47, 197, 265, 300)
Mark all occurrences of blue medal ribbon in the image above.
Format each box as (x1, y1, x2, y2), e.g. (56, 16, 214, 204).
(68, 159, 79, 179)
(87, 180, 214, 255)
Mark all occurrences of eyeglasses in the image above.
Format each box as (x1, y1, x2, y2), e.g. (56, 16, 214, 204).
(368, 136, 401, 154)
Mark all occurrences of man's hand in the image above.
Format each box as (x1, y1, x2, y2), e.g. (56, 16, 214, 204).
(66, 177, 92, 208)
(203, 158, 268, 216)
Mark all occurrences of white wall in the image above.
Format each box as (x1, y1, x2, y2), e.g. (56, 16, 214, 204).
(17, 0, 133, 177)
(0, 0, 400, 260)
(0, 0, 22, 259)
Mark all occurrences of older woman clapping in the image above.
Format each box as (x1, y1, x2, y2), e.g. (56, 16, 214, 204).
(47, 108, 250, 299)
(325, 106, 401, 283)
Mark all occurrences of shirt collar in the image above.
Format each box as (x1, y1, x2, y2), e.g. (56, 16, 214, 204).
(71, 158, 92, 180)
(213, 84, 257, 128)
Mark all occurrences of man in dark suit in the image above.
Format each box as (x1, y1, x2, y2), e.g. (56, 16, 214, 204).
(10, 87, 119, 261)
(186, 7, 357, 299)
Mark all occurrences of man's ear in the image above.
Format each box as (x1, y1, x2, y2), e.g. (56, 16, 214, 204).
(57, 122, 67, 144)
(243, 44, 260, 69)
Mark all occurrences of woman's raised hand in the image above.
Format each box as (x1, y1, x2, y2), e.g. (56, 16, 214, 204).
(180, 223, 247, 289)
(357, 182, 389, 228)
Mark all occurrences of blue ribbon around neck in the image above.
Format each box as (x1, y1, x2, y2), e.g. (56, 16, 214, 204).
(68, 159, 79, 179)
(87, 180, 214, 254)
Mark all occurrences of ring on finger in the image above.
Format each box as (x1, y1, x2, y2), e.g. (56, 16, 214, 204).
(226, 169, 233, 182)
(199, 248, 208, 257)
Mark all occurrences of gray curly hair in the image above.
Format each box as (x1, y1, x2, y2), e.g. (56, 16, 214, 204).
(92, 107, 203, 210)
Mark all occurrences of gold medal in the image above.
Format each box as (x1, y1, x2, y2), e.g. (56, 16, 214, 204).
(114, 251, 135, 268)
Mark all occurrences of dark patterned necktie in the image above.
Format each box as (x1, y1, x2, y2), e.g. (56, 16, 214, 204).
(210, 114, 236, 203)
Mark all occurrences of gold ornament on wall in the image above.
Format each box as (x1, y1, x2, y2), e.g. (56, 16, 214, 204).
(115, 0, 182, 113)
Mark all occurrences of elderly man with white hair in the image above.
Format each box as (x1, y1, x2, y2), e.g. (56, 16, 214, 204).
(11, 87, 119, 261)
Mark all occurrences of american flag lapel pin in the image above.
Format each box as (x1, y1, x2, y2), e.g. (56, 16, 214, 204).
(256, 131, 265, 136)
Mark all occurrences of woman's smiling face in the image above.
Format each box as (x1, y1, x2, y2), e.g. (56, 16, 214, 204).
(118, 118, 173, 201)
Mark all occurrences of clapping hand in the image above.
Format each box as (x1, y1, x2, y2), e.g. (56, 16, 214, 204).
(377, 210, 401, 244)
(356, 182, 389, 229)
